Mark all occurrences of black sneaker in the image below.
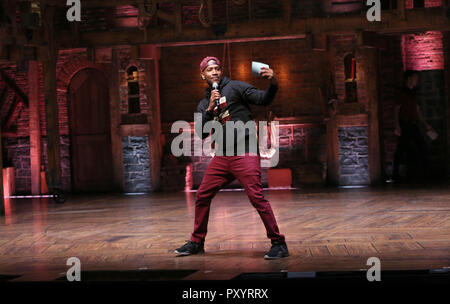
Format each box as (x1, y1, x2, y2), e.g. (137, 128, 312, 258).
(174, 241, 204, 256)
(264, 242, 289, 259)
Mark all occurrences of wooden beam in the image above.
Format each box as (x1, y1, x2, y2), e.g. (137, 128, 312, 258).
(42, 5, 62, 191)
(146, 47, 162, 191)
(28, 61, 41, 195)
(108, 49, 124, 191)
(326, 117, 339, 186)
(283, 0, 291, 24)
(75, 7, 450, 46)
(360, 46, 382, 184)
(0, 69, 29, 107)
(2, 96, 21, 131)
(42, 0, 185, 7)
(0, 123, 4, 216)
(398, 0, 406, 20)
(175, 2, 182, 34)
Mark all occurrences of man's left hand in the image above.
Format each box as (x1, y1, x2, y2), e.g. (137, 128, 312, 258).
(259, 67, 274, 79)
(260, 67, 277, 85)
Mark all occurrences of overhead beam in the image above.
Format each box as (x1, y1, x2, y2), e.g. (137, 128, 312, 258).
(75, 7, 450, 46)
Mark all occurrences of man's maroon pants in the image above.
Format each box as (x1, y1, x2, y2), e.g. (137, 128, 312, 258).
(190, 154, 285, 244)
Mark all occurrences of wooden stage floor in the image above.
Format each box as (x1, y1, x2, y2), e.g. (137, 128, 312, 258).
(0, 184, 449, 281)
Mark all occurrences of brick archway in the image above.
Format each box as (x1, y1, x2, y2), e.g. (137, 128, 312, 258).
(53, 54, 109, 191)
(57, 56, 107, 93)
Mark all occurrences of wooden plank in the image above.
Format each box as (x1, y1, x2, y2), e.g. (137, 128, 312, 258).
(282, 0, 291, 24)
(398, 0, 406, 20)
(326, 117, 339, 185)
(108, 49, 125, 191)
(28, 61, 41, 195)
(42, 5, 62, 191)
(0, 123, 4, 216)
(175, 2, 182, 34)
(360, 47, 382, 184)
(147, 54, 162, 191)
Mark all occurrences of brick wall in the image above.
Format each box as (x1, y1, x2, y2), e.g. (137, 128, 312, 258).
(402, 31, 444, 71)
(118, 47, 151, 117)
(330, 34, 369, 109)
(321, 0, 363, 16)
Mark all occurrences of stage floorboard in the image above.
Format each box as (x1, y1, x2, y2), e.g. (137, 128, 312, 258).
(0, 185, 449, 281)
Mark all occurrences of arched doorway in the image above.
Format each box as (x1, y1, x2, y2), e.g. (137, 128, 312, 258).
(69, 68, 114, 192)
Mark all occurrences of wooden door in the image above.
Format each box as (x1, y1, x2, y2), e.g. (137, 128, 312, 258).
(69, 69, 114, 192)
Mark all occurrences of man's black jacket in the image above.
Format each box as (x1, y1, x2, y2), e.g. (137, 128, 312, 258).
(195, 76, 278, 155)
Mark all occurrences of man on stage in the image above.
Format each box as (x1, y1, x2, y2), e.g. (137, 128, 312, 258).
(174, 56, 288, 259)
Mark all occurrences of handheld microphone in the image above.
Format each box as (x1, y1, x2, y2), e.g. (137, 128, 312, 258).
(212, 82, 220, 106)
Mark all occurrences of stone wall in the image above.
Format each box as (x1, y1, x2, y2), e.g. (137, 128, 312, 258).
(338, 127, 370, 185)
(122, 136, 151, 193)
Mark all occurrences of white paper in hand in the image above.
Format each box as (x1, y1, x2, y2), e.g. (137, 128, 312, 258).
(252, 61, 269, 76)
(426, 130, 438, 141)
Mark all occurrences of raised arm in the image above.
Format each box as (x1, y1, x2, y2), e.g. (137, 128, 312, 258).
(241, 67, 278, 106)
